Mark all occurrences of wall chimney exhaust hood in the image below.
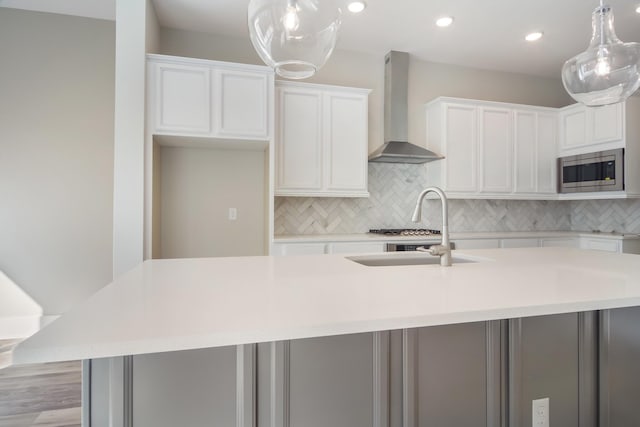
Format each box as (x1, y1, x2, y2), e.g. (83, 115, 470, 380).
(368, 51, 444, 164)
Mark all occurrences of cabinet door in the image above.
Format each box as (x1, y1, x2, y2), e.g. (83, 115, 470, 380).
(408, 322, 500, 427)
(536, 113, 557, 194)
(509, 314, 595, 427)
(153, 62, 211, 135)
(444, 104, 477, 193)
(215, 69, 270, 139)
(259, 333, 387, 427)
(324, 92, 368, 194)
(513, 110, 537, 193)
(560, 106, 587, 150)
(276, 87, 323, 192)
(600, 307, 640, 427)
(132, 346, 254, 427)
(590, 102, 623, 145)
(479, 107, 512, 193)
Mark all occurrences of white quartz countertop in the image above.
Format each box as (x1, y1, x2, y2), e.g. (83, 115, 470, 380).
(12, 247, 640, 365)
(274, 231, 640, 243)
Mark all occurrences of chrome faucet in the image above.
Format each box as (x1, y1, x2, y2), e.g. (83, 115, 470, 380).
(411, 187, 451, 267)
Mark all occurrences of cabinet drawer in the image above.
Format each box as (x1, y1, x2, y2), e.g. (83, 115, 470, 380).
(500, 238, 539, 248)
(328, 242, 385, 254)
(540, 238, 580, 248)
(272, 243, 327, 256)
(581, 238, 620, 253)
(453, 239, 501, 249)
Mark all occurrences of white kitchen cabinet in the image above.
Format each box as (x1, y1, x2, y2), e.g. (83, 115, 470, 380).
(426, 98, 557, 199)
(581, 238, 621, 253)
(479, 107, 512, 193)
(271, 242, 327, 256)
(557, 98, 640, 199)
(454, 239, 501, 249)
(275, 81, 370, 197)
(151, 61, 212, 135)
(579, 237, 640, 254)
(328, 242, 385, 254)
(215, 68, 270, 139)
(272, 241, 384, 256)
(501, 238, 539, 248)
(275, 85, 323, 191)
(425, 101, 477, 193)
(558, 102, 623, 155)
(147, 54, 273, 141)
(540, 238, 580, 248)
(513, 110, 557, 195)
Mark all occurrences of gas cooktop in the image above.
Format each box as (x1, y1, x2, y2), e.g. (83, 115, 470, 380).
(369, 229, 441, 236)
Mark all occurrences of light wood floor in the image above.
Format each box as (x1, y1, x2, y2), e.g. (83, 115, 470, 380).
(0, 340, 81, 427)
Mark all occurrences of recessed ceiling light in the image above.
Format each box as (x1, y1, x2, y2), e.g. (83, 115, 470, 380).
(525, 32, 544, 42)
(436, 16, 454, 27)
(636, 5, 640, 13)
(347, 1, 366, 13)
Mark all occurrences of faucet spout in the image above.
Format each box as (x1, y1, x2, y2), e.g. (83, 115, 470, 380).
(412, 186, 451, 266)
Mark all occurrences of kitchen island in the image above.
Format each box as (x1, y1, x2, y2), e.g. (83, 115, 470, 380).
(11, 246, 640, 364)
(9, 246, 640, 427)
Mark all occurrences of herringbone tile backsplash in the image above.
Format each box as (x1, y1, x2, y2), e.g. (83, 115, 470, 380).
(274, 163, 640, 235)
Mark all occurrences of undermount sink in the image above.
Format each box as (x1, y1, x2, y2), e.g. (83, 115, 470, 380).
(346, 252, 482, 267)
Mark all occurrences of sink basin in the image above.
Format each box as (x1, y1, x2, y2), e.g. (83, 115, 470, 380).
(346, 252, 481, 267)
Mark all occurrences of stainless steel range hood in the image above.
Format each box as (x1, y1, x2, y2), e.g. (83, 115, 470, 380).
(369, 51, 444, 164)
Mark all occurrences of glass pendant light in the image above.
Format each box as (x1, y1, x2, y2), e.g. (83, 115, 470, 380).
(561, 1, 640, 107)
(248, 0, 342, 79)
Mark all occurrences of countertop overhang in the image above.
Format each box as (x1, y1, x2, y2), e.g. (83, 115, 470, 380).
(11, 247, 640, 365)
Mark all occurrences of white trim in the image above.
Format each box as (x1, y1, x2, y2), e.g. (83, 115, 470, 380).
(147, 54, 274, 74)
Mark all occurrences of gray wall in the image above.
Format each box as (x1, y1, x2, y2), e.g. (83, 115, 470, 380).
(0, 9, 115, 315)
(155, 145, 266, 258)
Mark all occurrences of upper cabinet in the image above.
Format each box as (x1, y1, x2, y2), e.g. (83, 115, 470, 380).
(557, 98, 640, 199)
(558, 102, 623, 156)
(147, 54, 273, 141)
(275, 81, 370, 197)
(514, 110, 557, 195)
(425, 98, 557, 199)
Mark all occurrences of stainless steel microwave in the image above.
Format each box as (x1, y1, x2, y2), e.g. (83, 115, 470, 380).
(558, 148, 624, 193)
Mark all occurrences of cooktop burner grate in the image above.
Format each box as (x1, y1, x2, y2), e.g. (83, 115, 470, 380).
(369, 229, 441, 236)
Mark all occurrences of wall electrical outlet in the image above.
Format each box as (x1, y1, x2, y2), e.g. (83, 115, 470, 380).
(228, 208, 237, 221)
(532, 397, 550, 427)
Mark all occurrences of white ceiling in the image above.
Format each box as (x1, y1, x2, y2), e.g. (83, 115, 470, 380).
(2, 0, 640, 78)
